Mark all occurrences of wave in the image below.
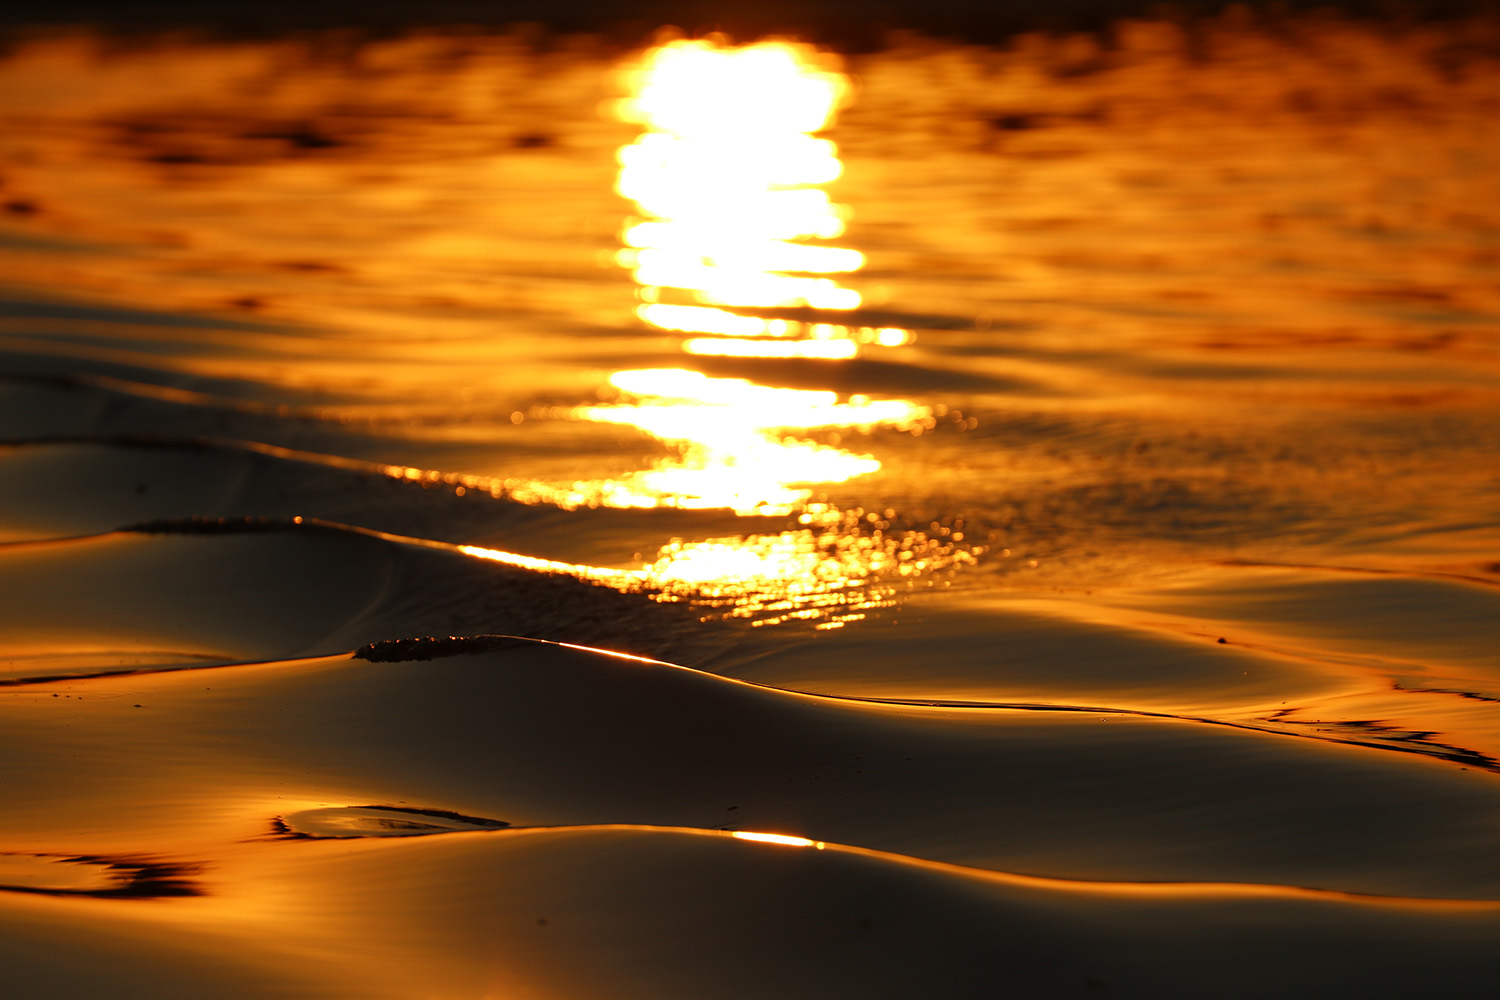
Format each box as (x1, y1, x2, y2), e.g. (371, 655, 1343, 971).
(6, 636, 1500, 901)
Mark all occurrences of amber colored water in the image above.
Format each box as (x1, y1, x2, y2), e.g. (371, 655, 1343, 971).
(1, 17, 1499, 996)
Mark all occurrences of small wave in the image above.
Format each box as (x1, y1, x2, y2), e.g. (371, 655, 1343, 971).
(273, 806, 509, 839)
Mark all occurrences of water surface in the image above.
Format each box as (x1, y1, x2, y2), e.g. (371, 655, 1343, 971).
(1, 17, 1499, 995)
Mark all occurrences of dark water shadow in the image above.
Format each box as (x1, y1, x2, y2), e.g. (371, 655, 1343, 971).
(0, 852, 201, 899)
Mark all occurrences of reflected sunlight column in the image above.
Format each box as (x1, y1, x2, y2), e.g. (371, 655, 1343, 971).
(483, 35, 978, 630)
(612, 37, 908, 358)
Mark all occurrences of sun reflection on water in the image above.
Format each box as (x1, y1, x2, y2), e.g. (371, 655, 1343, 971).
(487, 35, 977, 626)
(570, 368, 924, 515)
(641, 520, 974, 629)
(612, 37, 899, 348)
(461, 514, 976, 629)
(731, 831, 825, 849)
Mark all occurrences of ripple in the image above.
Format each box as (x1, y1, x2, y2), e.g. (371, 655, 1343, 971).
(275, 806, 510, 839)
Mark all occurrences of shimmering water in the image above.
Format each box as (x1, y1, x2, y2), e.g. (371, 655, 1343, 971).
(2, 17, 1500, 996)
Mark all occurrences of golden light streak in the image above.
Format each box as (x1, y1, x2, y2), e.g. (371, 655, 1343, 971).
(616, 40, 848, 137)
(457, 544, 646, 589)
(454, 497, 971, 631)
(458, 526, 980, 627)
(637, 303, 771, 337)
(612, 37, 889, 344)
(683, 337, 858, 359)
(731, 831, 825, 849)
(624, 224, 864, 273)
(559, 368, 923, 513)
(631, 252, 862, 309)
(596, 368, 918, 426)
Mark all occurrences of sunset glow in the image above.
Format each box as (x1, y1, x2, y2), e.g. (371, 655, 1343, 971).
(570, 368, 925, 514)
(682, 337, 859, 359)
(460, 522, 979, 628)
(642, 526, 976, 624)
(2, 21, 1497, 995)
(731, 831, 825, 848)
(483, 35, 972, 627)
(612, 37, 902, 349)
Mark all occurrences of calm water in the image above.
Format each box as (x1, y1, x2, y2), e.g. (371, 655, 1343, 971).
(2, 18, 1500, 995)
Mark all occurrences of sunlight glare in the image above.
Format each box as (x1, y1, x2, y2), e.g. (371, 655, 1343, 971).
(731, 831, 824, 848)
(683, 337, 859, 359)
(569, 368, 924, 513)
(477, 35, 976, 630)
(613, 38, 899, 343)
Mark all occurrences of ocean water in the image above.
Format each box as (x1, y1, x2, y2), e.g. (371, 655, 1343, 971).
(1, 18, 1499, 996)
